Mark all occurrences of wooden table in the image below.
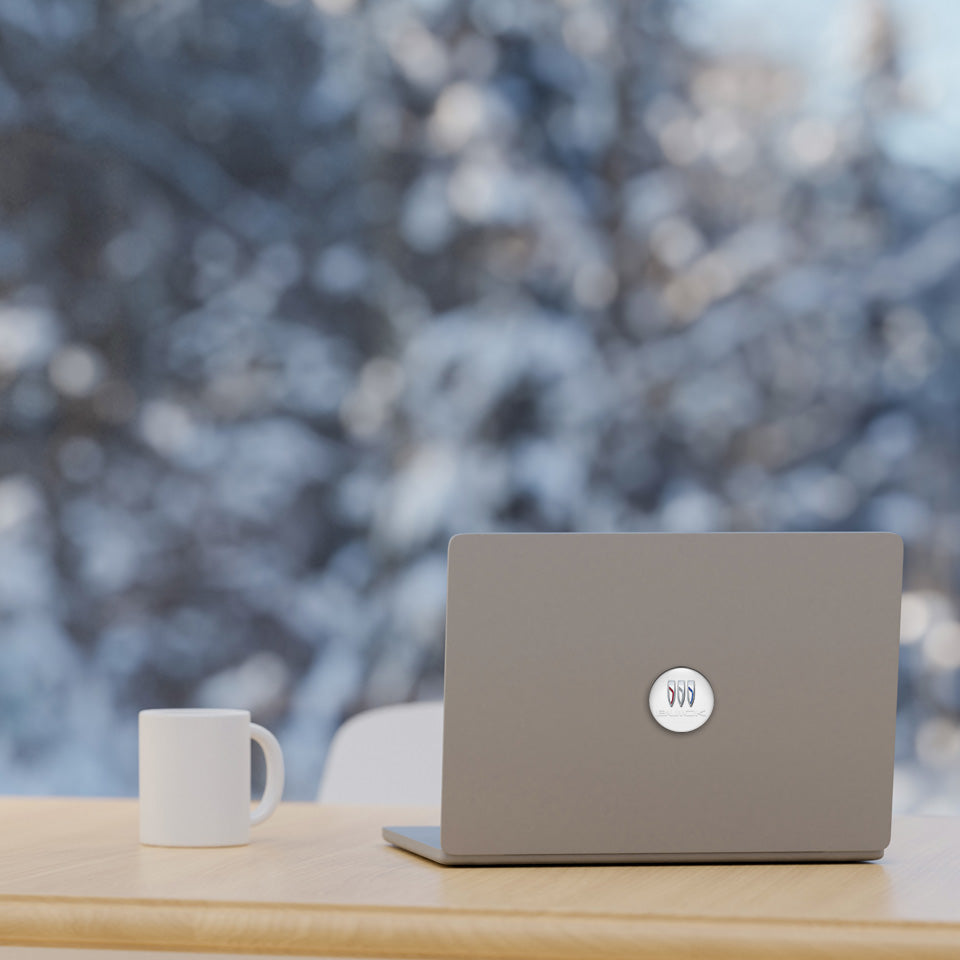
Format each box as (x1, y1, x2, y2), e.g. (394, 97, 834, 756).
(1, 799, 959, 959)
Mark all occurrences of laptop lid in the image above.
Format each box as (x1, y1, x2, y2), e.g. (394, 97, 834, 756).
(440, 532, 902, 857)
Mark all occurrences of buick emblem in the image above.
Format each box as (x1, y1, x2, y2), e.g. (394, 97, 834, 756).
(649, 667, 714, 733)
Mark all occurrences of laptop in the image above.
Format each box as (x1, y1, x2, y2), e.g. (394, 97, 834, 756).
(384, 532, 903, 864)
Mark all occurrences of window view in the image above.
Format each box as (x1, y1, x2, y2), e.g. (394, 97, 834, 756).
(0, 0, 957, 807)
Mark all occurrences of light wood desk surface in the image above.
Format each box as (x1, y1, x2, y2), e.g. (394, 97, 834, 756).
(1, 799, 959, 959)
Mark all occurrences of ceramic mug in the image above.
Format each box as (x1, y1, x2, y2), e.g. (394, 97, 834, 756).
(139, 708, 284, 847)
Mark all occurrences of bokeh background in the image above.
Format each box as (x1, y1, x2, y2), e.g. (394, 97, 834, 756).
(1, 0, 958, 808)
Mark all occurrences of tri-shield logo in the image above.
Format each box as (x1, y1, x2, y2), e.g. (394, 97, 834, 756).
(666, 679, 695, 709)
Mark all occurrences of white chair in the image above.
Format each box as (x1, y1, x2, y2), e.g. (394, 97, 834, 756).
(317, 701, 443, 805)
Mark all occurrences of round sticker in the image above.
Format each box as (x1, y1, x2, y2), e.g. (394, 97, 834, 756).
(649, 666, 714, 733)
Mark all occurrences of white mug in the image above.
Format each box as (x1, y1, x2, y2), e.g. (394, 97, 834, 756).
(139, 708, 284, 847)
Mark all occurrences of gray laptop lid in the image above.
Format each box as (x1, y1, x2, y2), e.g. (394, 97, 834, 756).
(440, 533, 902, 858)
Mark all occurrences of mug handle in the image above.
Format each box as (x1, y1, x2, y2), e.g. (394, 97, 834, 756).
(250, 724, 285, 827)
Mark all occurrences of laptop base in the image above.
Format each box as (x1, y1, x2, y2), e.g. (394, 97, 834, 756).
(382, 826, 884, 865)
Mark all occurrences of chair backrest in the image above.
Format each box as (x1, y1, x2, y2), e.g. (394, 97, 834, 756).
(317, 701, 443, 805)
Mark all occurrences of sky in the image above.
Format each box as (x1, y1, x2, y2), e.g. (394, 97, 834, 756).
(681, 0, 960, 178)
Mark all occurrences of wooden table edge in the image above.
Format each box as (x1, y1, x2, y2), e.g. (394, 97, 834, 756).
(2, 897, 960, 959)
